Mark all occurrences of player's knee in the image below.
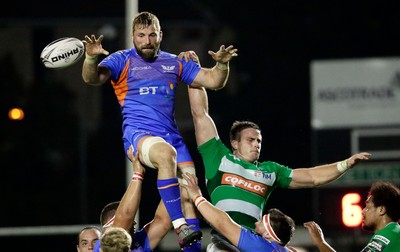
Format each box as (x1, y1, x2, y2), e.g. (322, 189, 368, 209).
(150, 143, 176, 171)
(157, 143, 177, 162)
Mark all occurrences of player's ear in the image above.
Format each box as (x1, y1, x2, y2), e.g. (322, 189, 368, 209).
(378, 205, 387, 216)
(231, 140, 238, 150)
(263, 231, 272, 240)
(159, 30, 163, 42)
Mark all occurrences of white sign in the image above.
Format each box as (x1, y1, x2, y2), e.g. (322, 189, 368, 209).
(311, 58, 400, 129)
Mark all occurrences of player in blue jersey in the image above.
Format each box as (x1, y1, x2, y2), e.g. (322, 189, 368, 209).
(81, 11, 237, 249)
(186, 74, 371, 251)
(181, 172, 296, 252)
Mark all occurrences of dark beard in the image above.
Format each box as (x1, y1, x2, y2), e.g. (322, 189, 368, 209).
(361, 223, 374, 232)
(136, 47, 158, 61)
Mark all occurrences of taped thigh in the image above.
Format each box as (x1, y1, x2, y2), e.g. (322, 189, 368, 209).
(141, 136, 166, 169)
(178, 166, 196, 185)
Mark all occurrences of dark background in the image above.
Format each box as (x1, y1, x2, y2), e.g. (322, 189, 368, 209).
(1, 1, 400, 251)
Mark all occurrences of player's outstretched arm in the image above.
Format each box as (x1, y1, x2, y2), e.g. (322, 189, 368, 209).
(191, 45, 238, 90)
(113, 148, 145, 231)
(82, 34, 111, 85)
(188, 86, 218, 147)
(290, 152, 371, 188)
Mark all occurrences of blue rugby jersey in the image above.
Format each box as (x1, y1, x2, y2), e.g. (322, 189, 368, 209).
(100, 48, 201, 135)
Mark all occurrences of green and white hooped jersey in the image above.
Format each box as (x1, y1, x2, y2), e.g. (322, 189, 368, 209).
(361, 222, 400, 252)
(198, 137, 293, 231)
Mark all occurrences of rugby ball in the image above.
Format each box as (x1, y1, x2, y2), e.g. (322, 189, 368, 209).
(40, 37, 85, 69)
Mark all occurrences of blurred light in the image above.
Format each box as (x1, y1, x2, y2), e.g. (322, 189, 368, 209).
(342, 192, 362, 227)
(8, 107, 25, 121)
(98, 24, 118, 40)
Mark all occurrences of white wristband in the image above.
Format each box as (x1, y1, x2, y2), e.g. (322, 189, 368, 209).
(337, 159, 349, 173)
(216, 62, 228, 71)
(85, 53, 98, 64)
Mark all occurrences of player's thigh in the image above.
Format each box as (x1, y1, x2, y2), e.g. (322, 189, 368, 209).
(139, 136, 175, 169)
(177, 164, 196, 185)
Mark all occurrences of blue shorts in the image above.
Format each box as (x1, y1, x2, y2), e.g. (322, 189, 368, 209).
(122, 126, 193, 166)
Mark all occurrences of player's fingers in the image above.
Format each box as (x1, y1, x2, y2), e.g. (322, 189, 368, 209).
(102, 49, 110, 56)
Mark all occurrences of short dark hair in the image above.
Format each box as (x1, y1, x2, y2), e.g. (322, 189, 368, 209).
(369, 181, 400, 221)
(229, 120, 261, 142)
(268, 208, 295, 246)
(100, 201, 120, 226)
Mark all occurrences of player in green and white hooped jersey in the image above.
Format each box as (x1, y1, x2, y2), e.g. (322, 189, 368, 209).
(187, 84, 371, 252)
(360, 181, 400, 252)
(304, 181, 400, 252)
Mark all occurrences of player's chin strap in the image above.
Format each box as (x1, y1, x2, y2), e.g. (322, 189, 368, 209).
(262, 214, 282, 244)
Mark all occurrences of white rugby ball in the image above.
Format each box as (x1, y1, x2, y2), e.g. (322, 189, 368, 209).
(40, 37, 85, 69)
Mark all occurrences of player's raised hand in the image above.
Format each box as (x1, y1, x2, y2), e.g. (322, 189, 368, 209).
(83, 34, 109, 57)
(208, 45, 238, 64)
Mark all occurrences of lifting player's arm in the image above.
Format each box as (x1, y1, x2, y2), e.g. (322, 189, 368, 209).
(188, 85, 219, 147)
(181, 173, 242, 246)
(179, 50, 219, 147)
(112, 147, 144, 231)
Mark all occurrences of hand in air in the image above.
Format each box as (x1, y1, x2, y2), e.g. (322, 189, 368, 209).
(348, 152, 371, 169)
(208, 45, 238, 64)
(303, 221, 326, 246)
(83, 34, 110, 57)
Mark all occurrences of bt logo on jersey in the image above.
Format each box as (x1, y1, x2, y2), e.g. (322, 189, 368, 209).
(139, 86, 158, 95)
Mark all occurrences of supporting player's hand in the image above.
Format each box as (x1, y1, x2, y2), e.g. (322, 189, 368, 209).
(181, 172, 203, 201)
(178, 50, 201, 66)
(127, 146, 145, 176)
(83, 34, 110, 57)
